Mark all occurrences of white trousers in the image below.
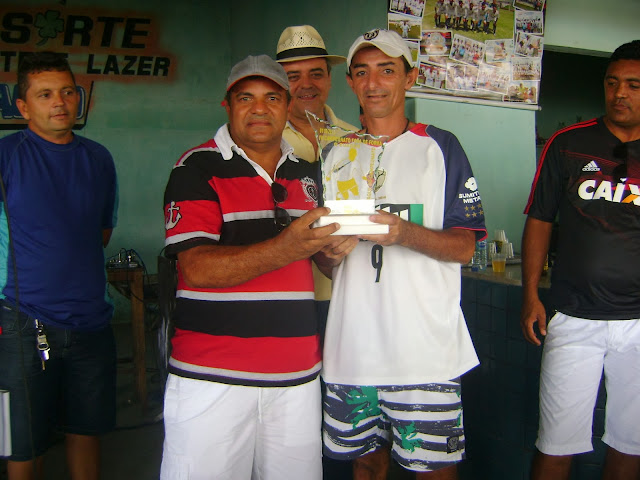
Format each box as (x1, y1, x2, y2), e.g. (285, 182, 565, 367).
(160, 374, 322, 480)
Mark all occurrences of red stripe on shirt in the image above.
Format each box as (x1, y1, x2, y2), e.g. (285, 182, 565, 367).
(165, 199, 221, 241)
(410, 123, 430, 137)
(171, 328, 321, 374)
(213, 176, 314, 214)
(176, 258, 314, 294)
(524, 118, 599, 214)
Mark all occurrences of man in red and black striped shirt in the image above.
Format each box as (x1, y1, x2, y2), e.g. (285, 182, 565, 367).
(160, 54, 354, 480)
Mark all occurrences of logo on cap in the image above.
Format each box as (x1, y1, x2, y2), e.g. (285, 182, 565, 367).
(363, 29, 380, 41)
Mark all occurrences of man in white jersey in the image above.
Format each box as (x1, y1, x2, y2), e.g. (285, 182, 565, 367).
(321, 29, 487, 480)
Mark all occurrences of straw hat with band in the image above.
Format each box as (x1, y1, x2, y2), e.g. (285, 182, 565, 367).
(276, 25, 346, 66)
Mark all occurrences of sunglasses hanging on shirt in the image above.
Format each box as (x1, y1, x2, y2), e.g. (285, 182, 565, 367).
(272, 181, 291, 232)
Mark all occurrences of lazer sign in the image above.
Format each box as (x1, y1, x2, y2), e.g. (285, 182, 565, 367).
(0, 5, 176, 129)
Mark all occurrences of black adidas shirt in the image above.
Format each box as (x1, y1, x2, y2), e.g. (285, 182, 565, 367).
(525, 117, 640, 320)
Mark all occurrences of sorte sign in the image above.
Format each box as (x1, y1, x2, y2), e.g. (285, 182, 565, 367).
(0, 5, 176, 129)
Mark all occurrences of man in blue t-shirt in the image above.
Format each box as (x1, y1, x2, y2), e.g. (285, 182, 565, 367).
(0, 52, 118, 480)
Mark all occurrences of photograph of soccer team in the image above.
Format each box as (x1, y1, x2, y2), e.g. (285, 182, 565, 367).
(389, 12, 423, 40)
(390, 0, 427, 17)
(417, 61, 448, 89)
(422, 0, 516, 42)
(514, 9, 544, 35)
(396, 0, 545, 103)
(514, 0, 544, 11)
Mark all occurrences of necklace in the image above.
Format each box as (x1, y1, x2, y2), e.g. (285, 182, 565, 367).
(401, 117, 410, 135)
(365, 117, 411, 138)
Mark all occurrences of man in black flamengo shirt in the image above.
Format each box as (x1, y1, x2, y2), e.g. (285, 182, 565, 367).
(521, 40, 640, 480)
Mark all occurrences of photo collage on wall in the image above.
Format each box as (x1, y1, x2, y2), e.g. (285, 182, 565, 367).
(388, 0, 545, 104)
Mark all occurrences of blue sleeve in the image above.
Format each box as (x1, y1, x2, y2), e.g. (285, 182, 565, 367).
(106, 166, 118, 229)
(427, 125, 487, 240)
(91, 142, 118, 230)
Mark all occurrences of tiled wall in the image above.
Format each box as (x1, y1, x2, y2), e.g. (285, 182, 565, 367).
(460, 276, 607, 480)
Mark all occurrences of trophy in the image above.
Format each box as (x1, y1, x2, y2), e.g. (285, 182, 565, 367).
(307, 111, 389, 235)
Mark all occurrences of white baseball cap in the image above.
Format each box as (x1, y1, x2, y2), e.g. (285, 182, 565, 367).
(347, 29, 414, 68)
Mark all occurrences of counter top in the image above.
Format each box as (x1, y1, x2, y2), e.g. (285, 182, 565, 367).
(461, 263, 551, 288)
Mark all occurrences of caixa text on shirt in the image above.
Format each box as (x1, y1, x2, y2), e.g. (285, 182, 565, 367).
(578, 179, 640, 206)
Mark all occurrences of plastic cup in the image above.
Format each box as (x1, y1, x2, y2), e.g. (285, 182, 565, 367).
(492, 253, 507, 273)
(503, 242, 514, 259)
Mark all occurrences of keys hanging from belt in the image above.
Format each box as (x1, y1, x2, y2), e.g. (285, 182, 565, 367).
(35, 319, 50, 370)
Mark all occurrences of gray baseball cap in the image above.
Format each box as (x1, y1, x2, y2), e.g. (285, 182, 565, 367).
(226, 55, 289, 92)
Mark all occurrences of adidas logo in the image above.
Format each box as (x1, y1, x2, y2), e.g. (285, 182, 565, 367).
(582, 161, 600, 172)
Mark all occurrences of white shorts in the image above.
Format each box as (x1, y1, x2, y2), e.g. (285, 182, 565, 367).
(160, 374, 322, 480)
(536, 312, 640, 456)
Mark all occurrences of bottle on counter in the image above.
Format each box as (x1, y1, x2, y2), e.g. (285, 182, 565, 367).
(471, 239, 488, 271)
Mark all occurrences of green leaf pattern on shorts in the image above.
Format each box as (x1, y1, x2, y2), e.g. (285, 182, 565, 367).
(345, 386, 381, 428)
(398, 422, 420, 452)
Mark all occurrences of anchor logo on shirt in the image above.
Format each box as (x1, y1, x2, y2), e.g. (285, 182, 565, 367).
(165, 201, 182, 230)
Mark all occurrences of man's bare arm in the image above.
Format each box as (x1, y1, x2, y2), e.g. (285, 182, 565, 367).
(178, 207, 338, 288)
(359, 210, 476, 264)
(520, 216, 553, 346)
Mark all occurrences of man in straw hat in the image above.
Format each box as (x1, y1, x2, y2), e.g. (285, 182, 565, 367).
(276, 25, 358, 340)
(160, 54, 353, 480)
(321, 29, 486, 479)
(276, 25, 357, 163)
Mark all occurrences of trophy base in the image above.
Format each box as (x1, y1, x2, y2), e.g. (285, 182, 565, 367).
(313, 214, 389, 235)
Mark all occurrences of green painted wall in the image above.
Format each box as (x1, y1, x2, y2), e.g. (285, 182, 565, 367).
(82, 1, 231, 270)
(410, 98, 537, 251)
(545, 0, 640, 55)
